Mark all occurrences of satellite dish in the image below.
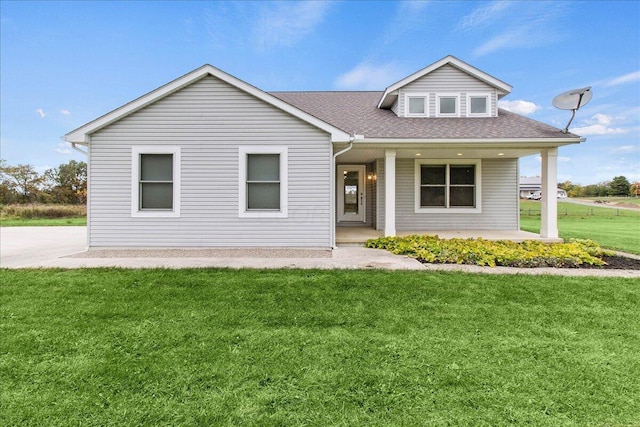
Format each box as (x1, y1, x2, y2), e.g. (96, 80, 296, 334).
(552, 86, 592, 133)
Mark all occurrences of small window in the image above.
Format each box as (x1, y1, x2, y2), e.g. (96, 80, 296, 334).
(415, 160, 481, 212)
(131, 146, 181, 217)
(408, 97, 426, 115)
(467, 94, 491, 117)
(239, 146, 288, 218)
(436, 94, 459, 117)
(404, 93, 429, 117)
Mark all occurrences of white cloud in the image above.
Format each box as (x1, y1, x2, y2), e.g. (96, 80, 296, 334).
(60, 109, 71, 115)
(459, 1, 513, 30)
(335, 62, 403, 90)
(35, 108, 46, 118)
(254, 1, 332, 49)
(470, 2, 567, 57)
(570, 113, 627, 135)
(498, 100, 541, 115)
(55, 142, 72, 155)
(612, 145, 639, 154)
(604, 71, 640, 87)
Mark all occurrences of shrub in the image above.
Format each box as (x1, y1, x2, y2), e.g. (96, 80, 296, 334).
(0, 204, 86, 220)
(366, 235, 615, 268)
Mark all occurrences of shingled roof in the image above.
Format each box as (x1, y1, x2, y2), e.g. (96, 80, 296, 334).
(269, 91, 580, 140)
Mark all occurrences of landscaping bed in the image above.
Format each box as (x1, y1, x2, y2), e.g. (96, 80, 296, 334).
(367, 235, 640, 270)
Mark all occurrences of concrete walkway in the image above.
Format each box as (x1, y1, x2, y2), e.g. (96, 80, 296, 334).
(1, 226, 639, 278)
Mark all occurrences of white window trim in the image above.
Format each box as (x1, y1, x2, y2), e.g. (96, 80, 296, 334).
(466, 93, 492, 117)
(436, 93, 460, 117)
(131, 146, 181, 218)
(239, 146, 288, 218)
(404, 92, 429, 117)
(414, 159, 482, 213)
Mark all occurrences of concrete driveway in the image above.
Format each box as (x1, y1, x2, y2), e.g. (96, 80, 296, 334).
(0, 226, 87, 268)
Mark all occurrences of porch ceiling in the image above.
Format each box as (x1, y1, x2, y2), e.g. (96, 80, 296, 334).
(335, 145, 542, 163)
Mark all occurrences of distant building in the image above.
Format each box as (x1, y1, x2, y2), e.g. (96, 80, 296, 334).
(520, 177, 567, 199)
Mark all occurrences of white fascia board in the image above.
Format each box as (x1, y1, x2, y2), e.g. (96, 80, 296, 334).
(353, 137, 585, 146)
(65, 64, 351, 144)
(377, 55, 513, 109)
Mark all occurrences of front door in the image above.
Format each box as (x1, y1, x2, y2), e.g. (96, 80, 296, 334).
(337, 165, 366, 223)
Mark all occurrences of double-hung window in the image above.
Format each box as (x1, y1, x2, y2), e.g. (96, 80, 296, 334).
(467, 93, 491, 117)
(239, 146, 288, 218)
(131, 146, 181, 217)
(415, 160, 481, 212)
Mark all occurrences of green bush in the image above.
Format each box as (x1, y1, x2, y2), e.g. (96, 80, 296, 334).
(0, 204, 86, 219)
(366, 235, 615, 268)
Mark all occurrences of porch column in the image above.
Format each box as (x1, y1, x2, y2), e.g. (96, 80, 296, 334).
(540, 148, 558, 239)
(385, 149, 396, 236)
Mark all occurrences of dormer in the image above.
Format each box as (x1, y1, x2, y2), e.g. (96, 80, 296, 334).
(378, 55, 512, 118)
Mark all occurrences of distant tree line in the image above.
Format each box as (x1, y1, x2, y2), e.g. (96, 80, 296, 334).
(559, 176, 638, 198)
(1, 159, 87, 205)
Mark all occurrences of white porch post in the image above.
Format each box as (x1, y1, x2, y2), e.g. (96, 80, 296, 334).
(540, 148, 558, 239)
(385, 149, 396, 236)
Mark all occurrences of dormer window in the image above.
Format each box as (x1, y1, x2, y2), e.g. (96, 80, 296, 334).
(436, 94, 459, 117)
(467, 93, 491, 117)
(405, 94, 428, 117)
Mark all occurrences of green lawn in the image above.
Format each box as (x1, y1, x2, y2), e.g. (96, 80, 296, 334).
(2, 268, 639, 426)
(521, 200, 640, 254)
(0, 217, 87, 227)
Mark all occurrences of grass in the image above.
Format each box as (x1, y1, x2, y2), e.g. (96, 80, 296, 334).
(1, 204, 86, 226)
(1, 268, 639, 426)
(0, 217, 86, 227)
(521, 200, 640, 255)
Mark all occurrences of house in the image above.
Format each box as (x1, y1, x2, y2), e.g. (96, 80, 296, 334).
(64, 55, 584, 249)
(519, 177, 568, 199)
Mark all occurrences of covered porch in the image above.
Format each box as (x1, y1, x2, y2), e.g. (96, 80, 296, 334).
(332, 142, 569, 247)
(336, 227, 563, 245)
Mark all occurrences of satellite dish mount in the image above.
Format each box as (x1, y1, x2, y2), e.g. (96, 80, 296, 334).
(552, 86, 592, 134)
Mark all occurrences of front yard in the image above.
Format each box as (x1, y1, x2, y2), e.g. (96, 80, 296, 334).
(2, 268, 639, 426)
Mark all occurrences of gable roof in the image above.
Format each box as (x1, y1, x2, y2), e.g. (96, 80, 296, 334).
(271, 91, 582, 142)
(64, 64, 352, 144)
(377, 55, 513, 109)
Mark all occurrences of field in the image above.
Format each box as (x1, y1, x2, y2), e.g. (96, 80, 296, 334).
(2, 268, 639, 426)
(520, 200, 640, 255)
(0, 204, 86, 226)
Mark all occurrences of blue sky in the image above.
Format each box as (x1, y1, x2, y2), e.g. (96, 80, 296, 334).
(1, 0, 638, 185)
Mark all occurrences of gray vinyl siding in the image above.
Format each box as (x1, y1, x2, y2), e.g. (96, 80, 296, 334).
(377, 158, 518, 231)
(397, 64, 497, 117)
(88, 75, 332, 248)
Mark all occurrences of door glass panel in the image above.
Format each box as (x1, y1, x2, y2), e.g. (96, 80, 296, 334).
(343, 171, 359, 214)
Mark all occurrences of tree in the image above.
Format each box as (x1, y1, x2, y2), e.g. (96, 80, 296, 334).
(44, 160, 87, 204)
(609, 176, 631, 197)
(0, 162, 44, 203)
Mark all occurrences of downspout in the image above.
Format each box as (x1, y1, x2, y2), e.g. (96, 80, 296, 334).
(330, 140, 354, 249)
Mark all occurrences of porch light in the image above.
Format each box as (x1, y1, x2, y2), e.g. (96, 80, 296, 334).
(367, 173, 377, 181)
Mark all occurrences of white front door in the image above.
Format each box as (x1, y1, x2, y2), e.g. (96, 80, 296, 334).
(337, 165, 366, 223)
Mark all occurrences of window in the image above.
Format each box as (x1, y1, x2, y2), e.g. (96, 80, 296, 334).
(239, 146, 288, 218)
(415, 160, 481, 212)
(436, 94, 459, 117)
(131, 146, 181, 217)
(467, 93, 491, 117)
(404, 93, 429, 117)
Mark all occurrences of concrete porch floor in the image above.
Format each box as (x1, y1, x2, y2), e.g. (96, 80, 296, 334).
(336, 227, 562, 244)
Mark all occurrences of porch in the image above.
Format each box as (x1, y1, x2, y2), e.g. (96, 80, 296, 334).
(335, 227, 563, 245)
